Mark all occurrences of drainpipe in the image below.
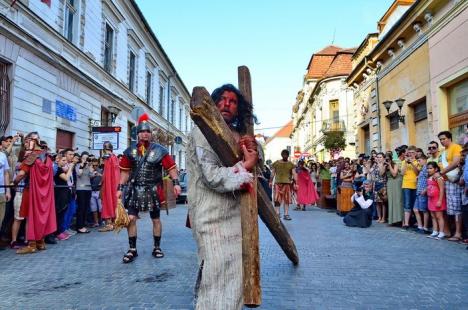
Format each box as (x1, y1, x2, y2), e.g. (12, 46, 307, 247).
(167, 73, 175, 155)
(375, 69, 383, 151)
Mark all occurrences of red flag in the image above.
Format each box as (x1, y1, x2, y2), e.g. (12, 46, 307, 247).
(41, 0, 51, 7)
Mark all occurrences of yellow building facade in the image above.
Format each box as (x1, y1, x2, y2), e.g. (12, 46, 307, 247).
(348, 0, 468, 153)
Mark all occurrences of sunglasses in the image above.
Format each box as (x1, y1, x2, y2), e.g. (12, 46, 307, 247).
(428, 146, 437, 150)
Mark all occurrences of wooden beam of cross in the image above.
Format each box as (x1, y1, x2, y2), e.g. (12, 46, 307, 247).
(238, 66, 261, 307)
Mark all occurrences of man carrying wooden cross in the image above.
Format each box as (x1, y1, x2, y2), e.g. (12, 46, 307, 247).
(187, 84, 259, 309)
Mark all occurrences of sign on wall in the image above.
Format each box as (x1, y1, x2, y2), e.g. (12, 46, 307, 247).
(91, 127, 121, 150)
(56, 100, 77, 121)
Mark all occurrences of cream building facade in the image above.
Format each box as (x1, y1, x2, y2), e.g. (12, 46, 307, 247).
(292, 46, 356, 162)
(0, 0, 192, 168)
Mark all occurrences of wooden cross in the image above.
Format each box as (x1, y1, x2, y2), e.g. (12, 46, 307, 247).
(190, 66, 299, 308)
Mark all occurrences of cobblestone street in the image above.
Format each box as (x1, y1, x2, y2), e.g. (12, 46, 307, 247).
(1, 205, 467, 309)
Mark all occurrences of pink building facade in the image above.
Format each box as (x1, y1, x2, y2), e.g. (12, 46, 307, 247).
(429, 1, 468, 144)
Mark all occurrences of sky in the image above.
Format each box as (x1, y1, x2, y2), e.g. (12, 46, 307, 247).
(135, 0, 394, 137)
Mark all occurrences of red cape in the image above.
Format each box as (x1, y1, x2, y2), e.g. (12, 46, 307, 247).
(27, 156, 56, 240)
(101, 154, 119, 219)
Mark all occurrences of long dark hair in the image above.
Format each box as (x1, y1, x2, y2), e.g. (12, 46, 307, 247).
(211, 84, 258, 134)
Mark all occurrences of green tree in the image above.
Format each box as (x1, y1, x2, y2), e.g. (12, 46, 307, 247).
(323, 131, 346, 155)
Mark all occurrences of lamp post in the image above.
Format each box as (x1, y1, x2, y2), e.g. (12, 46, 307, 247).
(382, 99, 405, 124)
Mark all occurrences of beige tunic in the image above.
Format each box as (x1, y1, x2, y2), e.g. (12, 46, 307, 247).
(187, 127, 252, 310)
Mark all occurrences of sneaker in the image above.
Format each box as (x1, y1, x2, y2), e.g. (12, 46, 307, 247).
(427, 231, 438, 239)
(435, 233, 446, 240)
(65, 229, 77, 236)
(57, 233, 71, 241)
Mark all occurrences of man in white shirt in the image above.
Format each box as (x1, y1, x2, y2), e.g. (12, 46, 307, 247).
(0, 144, 11, 238)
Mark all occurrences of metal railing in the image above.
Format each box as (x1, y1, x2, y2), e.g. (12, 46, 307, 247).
(321, 120, 346, 133)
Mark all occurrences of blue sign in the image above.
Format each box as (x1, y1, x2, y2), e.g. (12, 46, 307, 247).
(56, 100, 77, 122)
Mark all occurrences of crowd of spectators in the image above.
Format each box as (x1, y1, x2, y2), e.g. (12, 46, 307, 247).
(267, 130, 468, 250)
(0, 133, 120, 253)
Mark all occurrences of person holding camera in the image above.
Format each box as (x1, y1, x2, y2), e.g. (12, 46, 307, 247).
(401, 146, 420, 230)
(75, 151, 93, 234)
(343, 180, 374, 228)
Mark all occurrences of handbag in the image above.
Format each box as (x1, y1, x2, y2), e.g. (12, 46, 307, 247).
(441, 151, 459, 182)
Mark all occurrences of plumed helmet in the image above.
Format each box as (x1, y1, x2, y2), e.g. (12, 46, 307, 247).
(103, 141, 113, 151)
(137, 113, 151, 133)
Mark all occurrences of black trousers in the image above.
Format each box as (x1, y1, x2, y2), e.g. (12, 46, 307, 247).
(76, 190, 91, 229)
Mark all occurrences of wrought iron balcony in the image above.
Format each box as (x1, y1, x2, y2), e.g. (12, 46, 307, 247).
(321, 120, 346, 133)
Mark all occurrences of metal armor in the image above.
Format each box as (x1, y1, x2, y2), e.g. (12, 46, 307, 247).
(123, 143, 169, 211)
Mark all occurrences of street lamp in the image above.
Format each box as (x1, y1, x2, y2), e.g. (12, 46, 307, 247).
(382, 98, 405, 124)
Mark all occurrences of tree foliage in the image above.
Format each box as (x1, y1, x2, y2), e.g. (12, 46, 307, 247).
(323, 131, 346, 151)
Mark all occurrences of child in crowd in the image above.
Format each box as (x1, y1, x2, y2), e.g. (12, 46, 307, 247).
(89, 159, 103, 228)
(414, 154, 430, 234)
(426, 162, 447, 240)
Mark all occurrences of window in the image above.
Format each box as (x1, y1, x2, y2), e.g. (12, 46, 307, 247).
(388, 111, 399, 131)
(146, 71, 152, 104)
(413, 99, 427, 122)
(64, 0, 77, 42)
(185, 114, 188, 133)
(448, 79, 468, 142)
(128, 51, 136, 92)
(449, 79, 468, 115)
(159, 85, 164, 114)
(0, 62, 11, 135)
(329, 99, 340, 130)
(171, 99, 175, 123)
(101, 107, 110, 126)
(179, 106, 182, 129)
(127, 121, 135, 149)
(104, 24, 114, 73)
(166, 97, 171, 121)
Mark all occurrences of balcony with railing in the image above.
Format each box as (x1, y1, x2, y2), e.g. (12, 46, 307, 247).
(321, 120, 346, 133)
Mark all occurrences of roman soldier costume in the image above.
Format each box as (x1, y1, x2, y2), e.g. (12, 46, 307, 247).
(15, 132, 56, 254)
(119, 113, 178, 263)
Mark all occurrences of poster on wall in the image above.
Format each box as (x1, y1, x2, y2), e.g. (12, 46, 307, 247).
(91, 127, 121, 150)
